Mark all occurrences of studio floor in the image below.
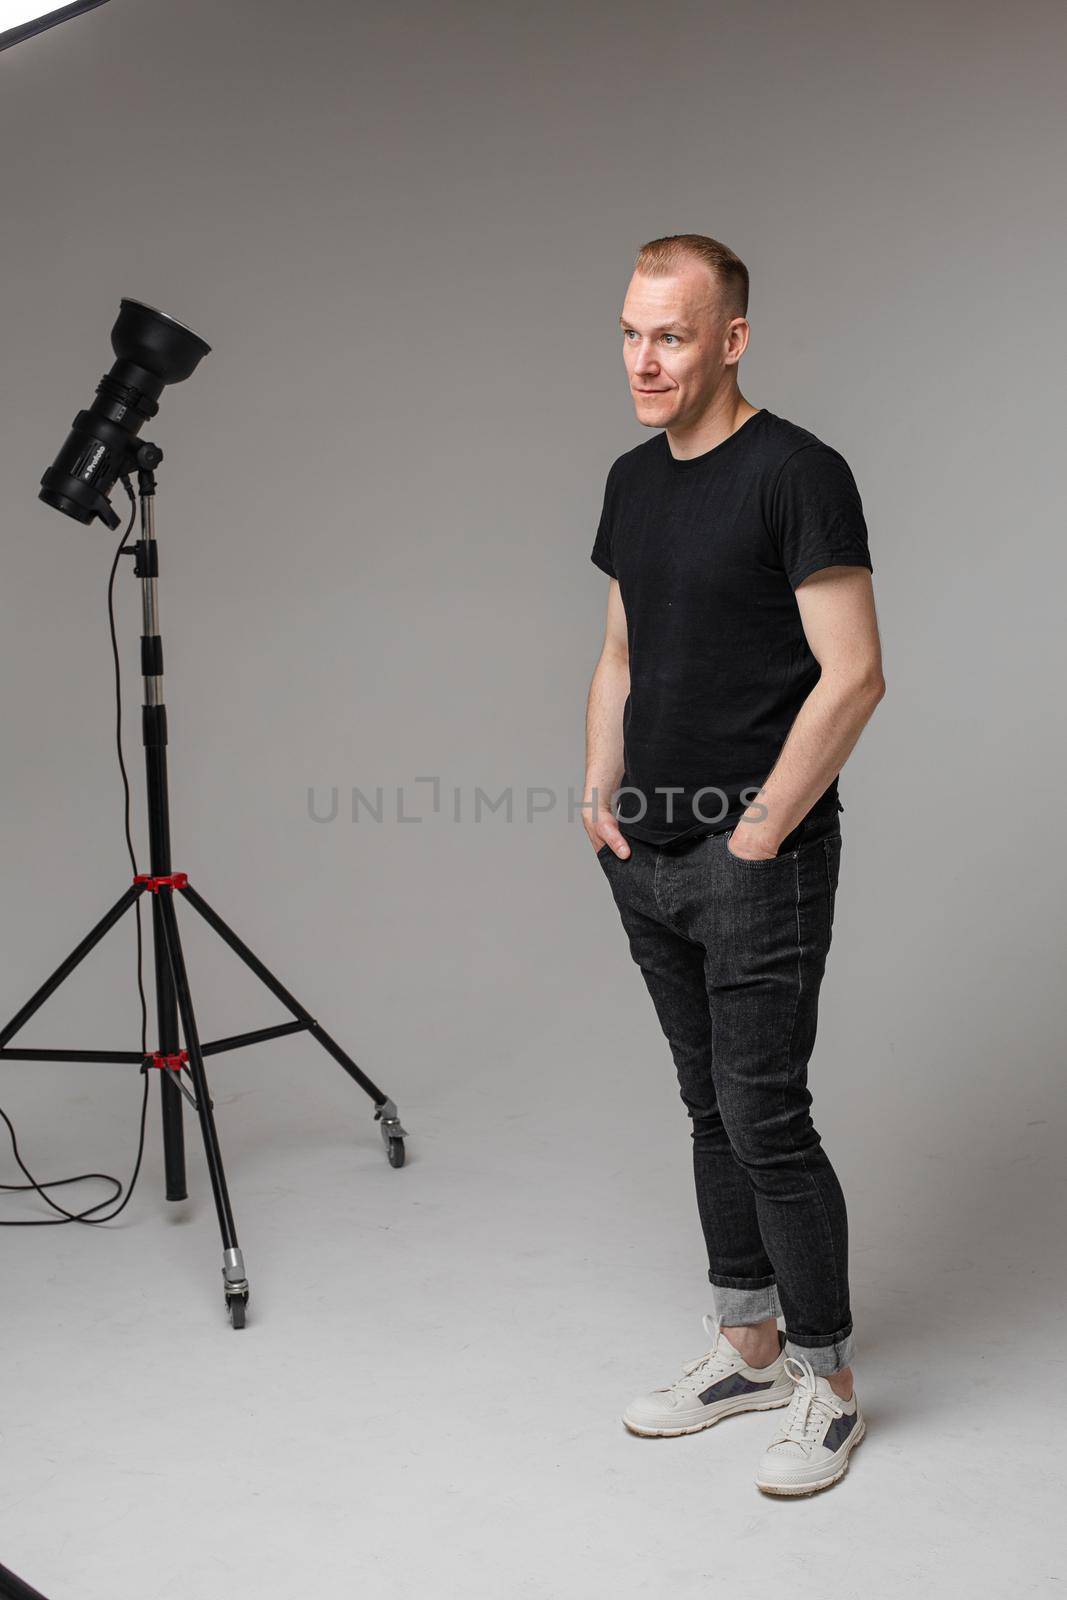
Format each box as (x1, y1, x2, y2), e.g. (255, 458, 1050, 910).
(2, 1036, 1062, 1600)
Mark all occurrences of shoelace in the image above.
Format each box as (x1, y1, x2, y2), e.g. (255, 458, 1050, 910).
(664, 1313, 738, 1397)
(773, 1354, 845, 1447)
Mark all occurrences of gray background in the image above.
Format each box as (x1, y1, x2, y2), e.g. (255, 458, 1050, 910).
(1, 1, 1064, 1596)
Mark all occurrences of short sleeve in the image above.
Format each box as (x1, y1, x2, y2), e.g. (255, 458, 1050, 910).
(770, 443, 873, 590)
(590, 462, 617, 578)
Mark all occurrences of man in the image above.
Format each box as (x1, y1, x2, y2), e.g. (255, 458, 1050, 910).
(583, 234, 885, 1497)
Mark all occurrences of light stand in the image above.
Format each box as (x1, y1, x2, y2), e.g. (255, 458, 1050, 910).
(1, 443, 408, 1329)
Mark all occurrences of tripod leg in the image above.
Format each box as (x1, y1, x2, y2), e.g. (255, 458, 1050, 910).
(0, 883, 144, 1049)
(150, 889, 187, 1201)
(155, 887, 249, 1329)
(178, 879, 408, 1165)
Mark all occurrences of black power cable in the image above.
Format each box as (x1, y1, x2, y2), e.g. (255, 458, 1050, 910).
(1, 476, 154, 1224)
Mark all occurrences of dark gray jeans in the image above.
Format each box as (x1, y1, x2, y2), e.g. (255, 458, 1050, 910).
(597, 805, 855, 1376)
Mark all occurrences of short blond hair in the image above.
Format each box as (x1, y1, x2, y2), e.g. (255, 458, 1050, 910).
(634, 234, 749, 320)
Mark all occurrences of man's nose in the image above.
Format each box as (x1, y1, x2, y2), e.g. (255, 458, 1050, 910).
(633, 340, 659, 373)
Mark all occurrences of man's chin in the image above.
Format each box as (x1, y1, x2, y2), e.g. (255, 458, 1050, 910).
(632, 399, 678, 428)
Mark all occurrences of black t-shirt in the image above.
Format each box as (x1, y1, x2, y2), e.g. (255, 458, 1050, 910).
(590, 408, 873, 848)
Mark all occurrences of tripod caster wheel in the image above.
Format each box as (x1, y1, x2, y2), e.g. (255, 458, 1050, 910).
(227, 1294, 248, 1329)
(386, 1137, 406, 1168)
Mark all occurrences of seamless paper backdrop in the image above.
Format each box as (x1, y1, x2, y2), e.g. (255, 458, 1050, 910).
(1, 2, 1064, 1595)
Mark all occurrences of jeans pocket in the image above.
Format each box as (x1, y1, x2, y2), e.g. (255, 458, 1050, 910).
(723, 827, 797, 865)
(823, 832, 842, 922)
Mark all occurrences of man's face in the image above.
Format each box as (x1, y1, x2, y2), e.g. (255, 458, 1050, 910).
(619, 265, 744, 430)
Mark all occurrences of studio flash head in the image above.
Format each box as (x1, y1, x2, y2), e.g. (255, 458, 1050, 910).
(39, 298, 211, 530)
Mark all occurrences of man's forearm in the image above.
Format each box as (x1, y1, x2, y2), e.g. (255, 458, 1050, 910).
(584, 651, 629, 830)
(737, 668, 886, 847)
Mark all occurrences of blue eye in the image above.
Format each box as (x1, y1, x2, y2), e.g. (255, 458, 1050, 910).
(622, 329, 680, 344)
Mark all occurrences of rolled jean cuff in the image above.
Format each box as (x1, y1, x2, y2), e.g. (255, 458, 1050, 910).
(709, 1279, 783, 1325)
(783, 1325, 856, 1377)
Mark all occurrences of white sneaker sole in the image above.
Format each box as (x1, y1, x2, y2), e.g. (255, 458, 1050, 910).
(623, 1383, 794, 1439)
(755, 1413, 867, 1495)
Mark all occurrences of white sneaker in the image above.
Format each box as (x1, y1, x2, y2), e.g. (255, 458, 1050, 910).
(754, 1354, 866, 1495)
(622, 1314, 793, 1438)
